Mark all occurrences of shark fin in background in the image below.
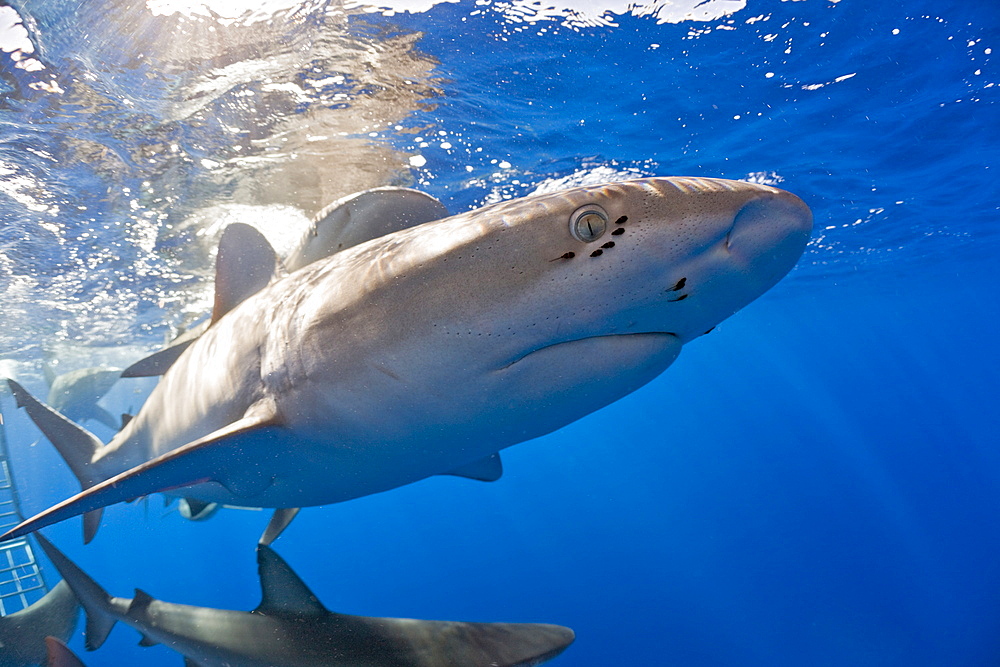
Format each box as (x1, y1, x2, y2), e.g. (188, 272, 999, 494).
(253, 544, 328, 618)
(285, 187, 450, 271)
(91, 405, 119, 432)
(45, 637, 88, 667)
(259, 507, 300, 546)
(35, 534, 118, 651)
(6, 380, 106, 542)
(211, 223, 279, 324)
(0, 407, 286, 543)
(441, 452, 504, 482)
(120, 339, 195, 378)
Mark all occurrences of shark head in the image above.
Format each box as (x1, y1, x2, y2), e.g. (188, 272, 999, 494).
(276, 176, 812, 471)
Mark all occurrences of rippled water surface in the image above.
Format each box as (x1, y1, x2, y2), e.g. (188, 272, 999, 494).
(0, 1, 997, 665)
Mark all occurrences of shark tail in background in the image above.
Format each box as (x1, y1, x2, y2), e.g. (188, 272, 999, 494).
(5, 380, 106, 543)
(35, 534, 119, 651)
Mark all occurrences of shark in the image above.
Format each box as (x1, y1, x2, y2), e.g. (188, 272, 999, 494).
(36, 534, 575, 667)
(1, 177, 812, 544)
(43, 366, 121, 432)
(0, 579, 78, 667)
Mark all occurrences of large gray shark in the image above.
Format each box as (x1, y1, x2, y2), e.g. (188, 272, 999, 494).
(37, 535, 575, 667)
(0, 580, 78, 667)
(1, 177, 812, 543)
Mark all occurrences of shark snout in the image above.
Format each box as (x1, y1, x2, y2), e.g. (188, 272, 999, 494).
(725, 189, 813, 278)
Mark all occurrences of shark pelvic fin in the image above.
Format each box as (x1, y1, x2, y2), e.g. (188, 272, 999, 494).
(212, 223, 279, 325)
(253, 544, 328, 618)
(441, 452, 504, 482)
(34, 534, 118, 651)
(259, 507, 300, 546)
(0, 408, 286, 543)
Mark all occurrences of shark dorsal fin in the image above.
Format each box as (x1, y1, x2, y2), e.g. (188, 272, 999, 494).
(441, 453, 503, 482)
(253, 544, 328, 618)
(212, 223, 278, 325)
(129, 589, 155, 615)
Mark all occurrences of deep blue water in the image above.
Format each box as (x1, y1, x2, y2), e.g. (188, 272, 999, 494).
(0, 0, 998, 665)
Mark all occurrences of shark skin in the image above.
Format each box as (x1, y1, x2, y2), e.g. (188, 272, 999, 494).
(44, 638, 86, 667)
(1, 177, 812, 542)
(0, 580, 79, 667)
(36, 535, 575, 667)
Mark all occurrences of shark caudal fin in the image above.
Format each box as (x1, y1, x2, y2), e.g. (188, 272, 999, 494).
(35, 534, 119, 651)
(5, 380, 106, 543)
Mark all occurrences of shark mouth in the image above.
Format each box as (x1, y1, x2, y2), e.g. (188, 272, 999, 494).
(502, 331, 681, 371)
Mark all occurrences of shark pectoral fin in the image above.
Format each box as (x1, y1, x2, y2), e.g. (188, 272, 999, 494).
(259, 507, 300, 546)
(212, 223, 279, 324)
(440, 453, 503, 482)
(120, 340, 195, 378)
(253, 545, 328, 617)
(0, 412, 286, 543)
(34, 534, 118, 651)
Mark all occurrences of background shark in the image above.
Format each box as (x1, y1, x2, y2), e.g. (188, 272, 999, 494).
(43, 366, 121, 432)
(37, 535, 575, 667)
(0, 580, 78, 667)
(2, 177, 811, 543)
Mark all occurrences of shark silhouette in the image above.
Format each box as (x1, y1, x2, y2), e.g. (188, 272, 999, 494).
(2, 177, 811, 543)
(36, 534, 575, 666)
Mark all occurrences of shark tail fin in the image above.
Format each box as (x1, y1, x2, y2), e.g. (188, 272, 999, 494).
(34, 534, 119, 651)
(6, 380, 106, 543)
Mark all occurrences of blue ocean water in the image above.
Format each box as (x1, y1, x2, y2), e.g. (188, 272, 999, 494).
(0, 0, 997, 665)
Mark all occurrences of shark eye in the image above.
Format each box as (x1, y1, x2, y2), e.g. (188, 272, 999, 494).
(570, 205, 608, 243)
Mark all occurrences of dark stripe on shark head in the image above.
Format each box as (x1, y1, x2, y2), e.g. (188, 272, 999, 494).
(611, 227, 625, 236)
(614, 215, 627, 225)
